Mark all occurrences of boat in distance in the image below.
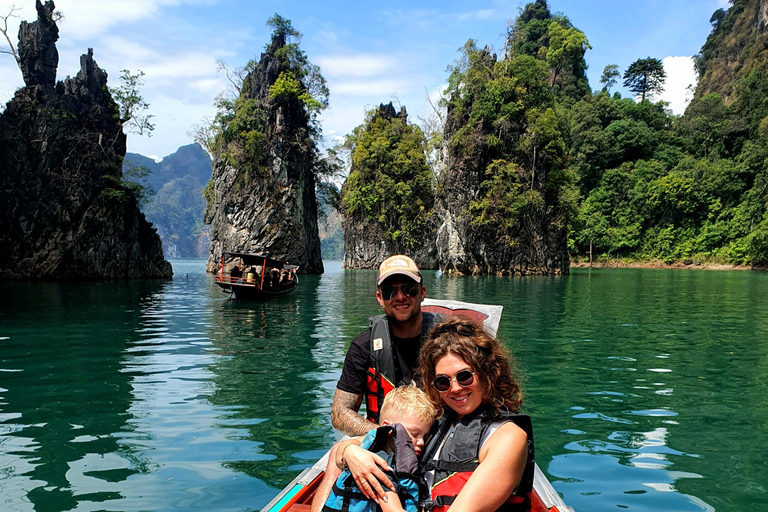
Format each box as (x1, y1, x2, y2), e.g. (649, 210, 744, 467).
(262, 298, 574, 512)
(213, 252, 298, 300)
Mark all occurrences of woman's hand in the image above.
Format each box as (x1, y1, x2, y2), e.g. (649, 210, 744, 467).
(342, 444, 395, 501)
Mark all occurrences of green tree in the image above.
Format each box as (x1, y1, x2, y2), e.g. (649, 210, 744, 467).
(623, 57, 666, 102)
(341, 104, 434, 249)
(110, 69, 155, 136)
(545, 21, 591, 93)
(600, 64, 620, 92)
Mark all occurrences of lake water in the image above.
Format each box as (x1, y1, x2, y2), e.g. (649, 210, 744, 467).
(1, 259, 767, 511)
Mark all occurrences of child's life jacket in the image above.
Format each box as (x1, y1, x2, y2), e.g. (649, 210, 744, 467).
(323, 423, 423, 512)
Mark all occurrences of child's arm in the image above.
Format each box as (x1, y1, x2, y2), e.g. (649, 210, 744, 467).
(378, 492, 407, 512)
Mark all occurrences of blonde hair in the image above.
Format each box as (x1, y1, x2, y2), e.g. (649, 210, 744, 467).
(380, 383, 436, 425)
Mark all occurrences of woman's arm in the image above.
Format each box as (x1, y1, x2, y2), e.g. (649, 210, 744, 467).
(444, 421, 529, 512)
(340, 444, 396, 501)
(333, 437, 362, 469)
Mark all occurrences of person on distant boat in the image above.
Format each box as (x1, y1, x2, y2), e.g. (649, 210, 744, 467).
(341, 316, 534, 512)
(230, 265, 243, 283)
(309, 255, 442, 512)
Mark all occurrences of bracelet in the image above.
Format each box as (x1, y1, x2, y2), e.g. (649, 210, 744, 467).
(339, 443, 352, 468)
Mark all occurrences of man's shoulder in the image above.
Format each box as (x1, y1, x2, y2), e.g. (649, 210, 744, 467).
(350, 328, 372, 347)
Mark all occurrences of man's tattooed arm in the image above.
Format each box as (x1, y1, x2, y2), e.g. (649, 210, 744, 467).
(330, 389, 377, 436)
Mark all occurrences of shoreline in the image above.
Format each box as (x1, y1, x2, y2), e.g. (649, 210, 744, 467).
(570, 259, 767, 271)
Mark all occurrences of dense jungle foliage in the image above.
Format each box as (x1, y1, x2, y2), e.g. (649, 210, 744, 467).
(341, 103, 435, 250)
(440, 0, 768, 266)
(567, 0, 768, 265)
(192, 1, 768, 267)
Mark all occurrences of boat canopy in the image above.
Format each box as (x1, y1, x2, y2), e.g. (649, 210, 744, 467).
(223, 252, 298, 270)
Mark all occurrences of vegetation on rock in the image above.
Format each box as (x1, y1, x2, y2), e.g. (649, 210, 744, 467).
(203, 14, 326, 274)
(341, 103, 435, 252)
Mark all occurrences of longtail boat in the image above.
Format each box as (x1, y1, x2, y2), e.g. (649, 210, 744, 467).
(262, 299, 574, 512)
(213, 252, 298, 300)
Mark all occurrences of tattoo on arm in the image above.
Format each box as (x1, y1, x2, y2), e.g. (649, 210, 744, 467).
(331, 389, 376, 437)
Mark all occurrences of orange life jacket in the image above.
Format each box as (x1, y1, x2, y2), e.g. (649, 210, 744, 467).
(364, 312, 442, 423)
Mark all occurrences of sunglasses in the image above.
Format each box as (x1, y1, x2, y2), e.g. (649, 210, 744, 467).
(380, 282, 421, 301)
(432, 369, 476, 392)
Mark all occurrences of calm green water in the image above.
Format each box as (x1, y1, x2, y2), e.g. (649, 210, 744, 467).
(1, 260, 767, 511)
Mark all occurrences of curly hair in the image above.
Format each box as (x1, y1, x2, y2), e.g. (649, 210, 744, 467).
(417, 315, 522, 417)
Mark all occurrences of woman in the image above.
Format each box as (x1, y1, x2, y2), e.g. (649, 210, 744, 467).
(342, 316, 534, 512)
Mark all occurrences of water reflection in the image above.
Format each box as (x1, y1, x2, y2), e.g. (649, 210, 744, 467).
(2, 264, 768, 511)
(0, 279, 165, 511)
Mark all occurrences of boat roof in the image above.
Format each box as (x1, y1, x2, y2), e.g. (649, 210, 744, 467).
(223, 252, 299, 269)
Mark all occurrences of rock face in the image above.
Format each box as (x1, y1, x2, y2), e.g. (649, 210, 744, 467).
(695, 0, 768, 103)
(341, 217, 437, 270)
(205, 33, 324, 274)
(434, 47, 569, 276)
(0, 1, 172, 279)
(434, 131, 569, 276)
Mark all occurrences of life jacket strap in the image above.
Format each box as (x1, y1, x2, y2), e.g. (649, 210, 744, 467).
(422, 460, 478, 472)
(331, 481, 368, 501)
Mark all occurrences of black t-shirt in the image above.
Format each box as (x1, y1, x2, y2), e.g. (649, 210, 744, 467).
(337, 328, 422, 395)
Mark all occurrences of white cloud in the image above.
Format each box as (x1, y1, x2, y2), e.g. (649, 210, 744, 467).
(332, 79, 410, 97)
(39, 0, 218, 39)
(316, 54, 398, 78)
(659, 56, 697, 115)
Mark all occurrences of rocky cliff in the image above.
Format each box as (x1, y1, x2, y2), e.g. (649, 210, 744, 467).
(340, 103, 438, 270)
(0, 0, 172, 279)
(204, 31, 324, 274)
(434, 43, 570, 276)
(695, 0, 768, 103)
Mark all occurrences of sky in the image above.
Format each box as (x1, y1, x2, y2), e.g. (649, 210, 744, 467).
(0, 0, 729, 161)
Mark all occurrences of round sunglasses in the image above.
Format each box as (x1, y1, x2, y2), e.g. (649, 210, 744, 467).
(432, 369, 476, 392)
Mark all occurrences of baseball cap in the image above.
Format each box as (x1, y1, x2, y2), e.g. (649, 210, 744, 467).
(376, 255, 422, 286)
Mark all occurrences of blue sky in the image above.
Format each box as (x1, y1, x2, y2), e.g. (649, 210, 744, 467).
(0, 0, 728, 160)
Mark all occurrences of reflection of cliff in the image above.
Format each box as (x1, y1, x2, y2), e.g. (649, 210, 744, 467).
(0, 279, 163, 509)
(205, 275, 334, 486)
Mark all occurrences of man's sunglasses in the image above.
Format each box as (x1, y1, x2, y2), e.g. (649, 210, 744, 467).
(432, 369, 476, 392)
(380, 282, 421, 301)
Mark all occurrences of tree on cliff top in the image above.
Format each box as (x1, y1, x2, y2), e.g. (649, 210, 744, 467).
(204, 13, 328, 187)
(507, 1, 590, 103)
(623, 57, 666, 102)
(110, 69, 155, 136)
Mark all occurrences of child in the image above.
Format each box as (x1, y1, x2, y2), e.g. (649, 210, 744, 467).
(323, 385, 435, 512)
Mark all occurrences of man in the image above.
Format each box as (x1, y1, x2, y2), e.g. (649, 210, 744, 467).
(310, 255, 441, 512)
(331, 254, 441, 436)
